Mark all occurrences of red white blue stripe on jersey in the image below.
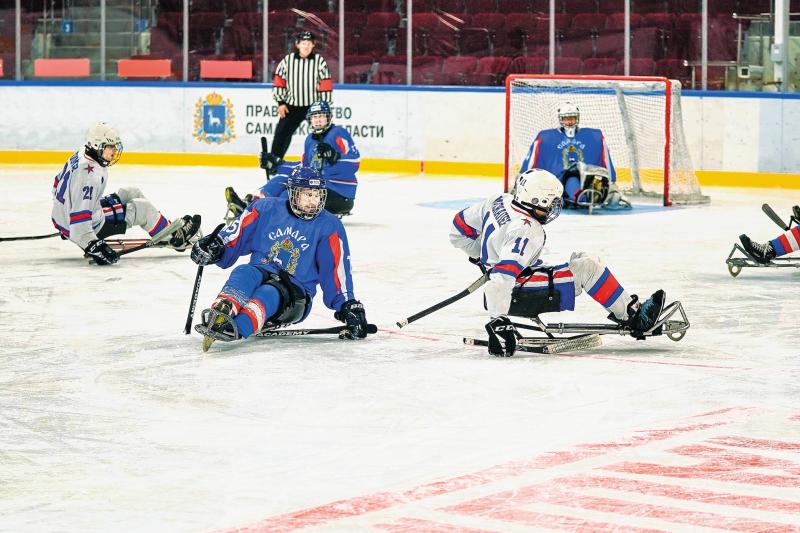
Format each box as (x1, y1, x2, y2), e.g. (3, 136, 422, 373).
(225, 208, 260, 249)
(328, 231, 350, 298)
(493, 260, 524, 277)
(69, 210, 92, 224)
(587, 267, 624, 308)
(148, 215, 168, 236)
(771, 226, 800, 256)
(453, 210, 478, 240)
(52, 219, 70, 237)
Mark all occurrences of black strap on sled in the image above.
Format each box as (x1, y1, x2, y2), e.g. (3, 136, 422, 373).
(518, 265, 556, 301)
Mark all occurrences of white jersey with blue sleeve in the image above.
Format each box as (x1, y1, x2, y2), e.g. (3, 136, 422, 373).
(450, 194, 546, 316)
(50, 150, 109, 249)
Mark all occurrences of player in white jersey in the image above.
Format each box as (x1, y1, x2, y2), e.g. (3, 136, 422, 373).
(449, 168, 665, 356)
(51, 122, 202, 265)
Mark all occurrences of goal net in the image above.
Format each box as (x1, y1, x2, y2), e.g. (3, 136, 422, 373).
(505, 75, 708, 206)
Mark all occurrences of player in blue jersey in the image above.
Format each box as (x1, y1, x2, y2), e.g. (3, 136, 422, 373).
(226, 101, 360, 221)
(193, 166, 369, 350)
(519, 103, 626, 209)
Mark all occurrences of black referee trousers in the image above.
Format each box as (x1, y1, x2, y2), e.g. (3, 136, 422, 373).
(271, 104, 310, 159)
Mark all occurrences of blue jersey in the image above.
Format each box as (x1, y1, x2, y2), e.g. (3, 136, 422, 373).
(302, 125, 360, 199)
(520, 127, 616, 182)
(257, 160, 300, 199)
(217, 197, 356, 313)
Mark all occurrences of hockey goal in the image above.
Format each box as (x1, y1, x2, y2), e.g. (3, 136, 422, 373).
(504, 75, 708, 206)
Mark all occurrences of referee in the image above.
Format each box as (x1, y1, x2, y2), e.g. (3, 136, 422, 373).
(262, 30, 333, 173)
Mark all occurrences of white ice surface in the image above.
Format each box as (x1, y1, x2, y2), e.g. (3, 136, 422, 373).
(1, 165, 799, 532)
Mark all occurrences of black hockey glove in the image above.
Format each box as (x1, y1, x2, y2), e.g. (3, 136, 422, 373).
(259, 151, 282, 174)
(485, 315, 519, 357)
(315, 142, 340, 166)
(191, 234, 225, 266)
(468, 256, 488, 274)
(85, 239, 119, 265)
(335, 299, 368, 340)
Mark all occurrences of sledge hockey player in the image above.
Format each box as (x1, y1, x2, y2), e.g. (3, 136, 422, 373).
(51, 122, 201, 265)
(739, 207, 800, 264)
(450, 168, 666, 357)
(519, 102, 626, 210)
(192, 166, 369, 351)
(225, 100, 360, 221)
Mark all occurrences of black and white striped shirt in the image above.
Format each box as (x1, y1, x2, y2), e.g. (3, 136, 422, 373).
(272, 52, 333, 107)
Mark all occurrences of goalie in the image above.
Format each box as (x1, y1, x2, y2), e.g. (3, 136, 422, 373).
(519, 102, 627, 210)
(450, 168, 666, 357)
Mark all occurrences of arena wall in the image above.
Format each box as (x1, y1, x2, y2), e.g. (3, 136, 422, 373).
(0, 82, 798, 188)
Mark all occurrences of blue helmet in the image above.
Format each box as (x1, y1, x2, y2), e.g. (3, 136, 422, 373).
(306, 100, 332, 135)
(288, 166, 327, 220)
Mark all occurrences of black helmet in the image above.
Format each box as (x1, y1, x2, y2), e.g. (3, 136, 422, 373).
(296, 30, 315, 43)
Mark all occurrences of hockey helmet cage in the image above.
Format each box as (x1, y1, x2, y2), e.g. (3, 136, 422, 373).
(557, 102, 580, 138)
(85, 122, 123, 166)
(513, 169, 563, 224)
(288, 166, 328, 220)
(306, 100, 332, 135)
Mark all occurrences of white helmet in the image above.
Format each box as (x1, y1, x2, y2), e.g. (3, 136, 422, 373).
(513, 169, 563, 224)
(85, 122, 123, 166)
(557, 102, 580, 138)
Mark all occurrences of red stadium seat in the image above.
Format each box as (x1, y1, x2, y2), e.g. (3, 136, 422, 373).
(627, 57, 656, 75)
(466, 0, 498, 13)
(468, 55, 512, 85)
(375, 55, 407, 84)
(582, 57, 617, 75)
(598, 0, 624, 14)
(343, 54, 374, 83)
(411, 54, 444, 84)
(554, 56, 582, 74)
(441, 55, 478, 85)
(605, 12, 643, 30)
(563, 0, 600, 13)
(508, 55, 547, 74)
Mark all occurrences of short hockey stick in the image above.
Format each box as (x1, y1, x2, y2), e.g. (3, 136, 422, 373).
(184, 223, 225, 335)
(116, 218, 186, 257)
(762, 203, 789, 231)
(464, 334, 602, 354)
(396, 272, 489, 328)
(254, 323, 378, 337)
(261, 136, 271, 180)
(0, 231, 60, 242)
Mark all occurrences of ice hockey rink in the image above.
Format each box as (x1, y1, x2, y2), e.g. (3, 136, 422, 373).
(1, 164, 799, 532)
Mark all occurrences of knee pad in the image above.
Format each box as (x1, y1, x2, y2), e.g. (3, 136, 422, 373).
(124, 198, 161, 230)
(568, 252, 604, 297)
(115, 187, 144, 204)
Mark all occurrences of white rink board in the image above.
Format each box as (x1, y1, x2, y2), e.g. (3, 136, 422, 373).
(1, 83, 800, 172)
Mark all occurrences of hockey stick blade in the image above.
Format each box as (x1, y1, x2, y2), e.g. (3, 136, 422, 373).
(254, 323, 378, 338)
(762, 203, 789, 231)
(116, 218, 186, 257)
(396, 273, 489, 328)
(0, 231, 60, 242)
(464, 334, 602, 354)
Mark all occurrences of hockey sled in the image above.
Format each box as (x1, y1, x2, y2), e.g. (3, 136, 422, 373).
(725, 243, 800, 277)
(463, 300, 690, 355)
(725, 204, 800, 277)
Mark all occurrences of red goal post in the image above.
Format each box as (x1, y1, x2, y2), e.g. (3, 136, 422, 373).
(504, 74, 708, 206)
